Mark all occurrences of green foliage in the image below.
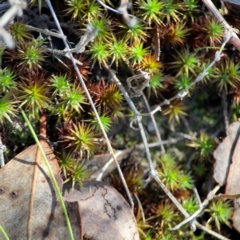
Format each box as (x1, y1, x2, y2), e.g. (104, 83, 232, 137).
(231, 102, 240, 121)
(108, 37, 128, 67)
(129, 43, 149, 65)
(91, 111, 112, 132)
(90, 18, 112, 41)
(58, 151, 75, 179)
(161, 0, 181, 24)
(65, 0, 87, 20)
(140, 54, 162, 74)
(188, 132, 215, 160)
(147, 73, 163, 96)
(136, 207, 152, 238)
(8, 21, 32, 43)
(175, 74, 193, 92)
(62, 122, 97, 157)
(88, 40, 109, 66)
(17, 73, 51, 119)
(157, 153, 175, 168)
(67, 161, 89, 189)
(205, 200, 233, 231)
(137, 0, 164, 25)
(213, 59, 240, 92)
(0, 68, 16, 93)
(183, 0, 199, 21)
(59, 84, 86, 120)
(157, 153, 193, 192)
(83, 1, 102, 22)
(65, 0, 103, 22)
(158, 231, 176, 240)
(192, 164, 207, 178)
(50, 74, 71, 97)
(0, 93, 17, 124)
(58, 151, 89, 188)
(15, 38, 46, 70)
(178, 172, 193, 190)
(159, 163, 192, 191)
(163, 23, 190, 48)
(152, 202, 180, 230)
(97, 82, 123, 112)
(170, 47, 199, 77)
(163, 100, 188, 124)
(182, 197, 199, 214)
(203, 17, 224, 46)
(119, 21, 149, 44)
(159, 164, 181, 191)
(159, 165, 192, 191)
(124, 168, 144, 194)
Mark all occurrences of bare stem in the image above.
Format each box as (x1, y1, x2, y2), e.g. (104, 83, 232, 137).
(142, 94, 165, 154)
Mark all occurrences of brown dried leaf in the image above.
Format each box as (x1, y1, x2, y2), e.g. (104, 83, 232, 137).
(0, 140, 81, 239)
(63, 181, 140, 240)
(213, 121, 240, 233)
(213, 121, 240, 186)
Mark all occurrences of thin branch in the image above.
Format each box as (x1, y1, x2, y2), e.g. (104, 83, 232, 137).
(95, 149, 131, 181)
(134, 193, 146, 223)
(174, 132, 196, 141)
(193, 187, 202, 207)
(142, 93, 165, 154)
(96, 0, 134, 17)
(25, 25, 66, 39)
(195, 222, 230, 240)
(135, 137, 185, 149)
(45, 47, 83, 66)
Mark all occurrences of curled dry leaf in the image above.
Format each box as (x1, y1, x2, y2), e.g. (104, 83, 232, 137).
(0, 140, 81, 239)
(213, 121, 240, 233)
(63, 181, 140, 240)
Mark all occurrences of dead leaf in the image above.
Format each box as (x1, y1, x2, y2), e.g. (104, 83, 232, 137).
(63, 181, 140, 240)
(213, 121, 240, 186)
(213, 121, 240, 233)
(0, 140, 81, 239)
